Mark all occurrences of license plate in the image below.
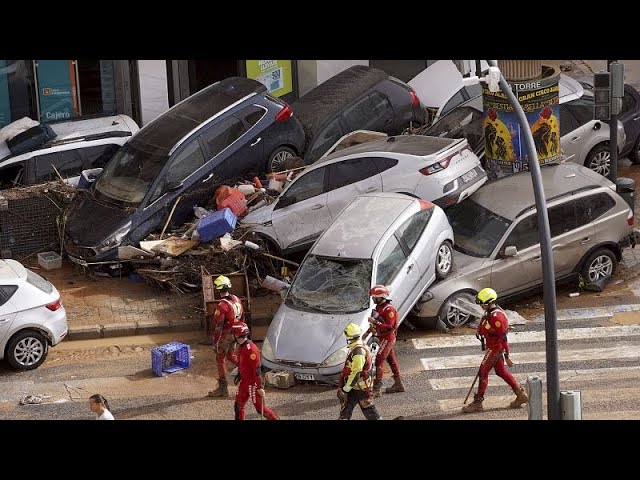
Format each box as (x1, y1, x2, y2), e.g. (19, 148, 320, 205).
(294, 373, 315, 381)
(461, 169, 478, 183)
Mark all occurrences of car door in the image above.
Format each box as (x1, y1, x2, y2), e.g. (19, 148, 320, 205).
(270, 166, 330, 251)
(393, 208, 435, 306)
(0, 286, 18, 347)
(490, 212, 542, 295)
(325, 157, 381, 218)
(342, 91, 394, 134)
(559, 104, 587, 164)
(232, 104, 268, 172)
(619, 87, 640, 153)
(374, 234, 421, 321)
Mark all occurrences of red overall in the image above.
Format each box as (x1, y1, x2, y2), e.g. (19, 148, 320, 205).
(212, 294, 243, 381)
(476, 306, 519, 397)
(372, 300, 401, 381)
(234, 340, 279, 420)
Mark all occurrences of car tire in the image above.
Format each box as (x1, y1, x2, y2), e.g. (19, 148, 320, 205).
(580, 248, 617, 285)
(438, 291, 480, 329)
(268, 146, 296, 173)
(584, 144, 611, 177)
(629, 136, 640, 164)
(6, 330, 49, 370)
(435, 240, 453, 280)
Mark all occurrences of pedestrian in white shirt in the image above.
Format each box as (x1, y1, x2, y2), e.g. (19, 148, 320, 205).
(89, 394, 115, 420)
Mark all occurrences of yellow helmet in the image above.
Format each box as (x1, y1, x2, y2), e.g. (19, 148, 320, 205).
(214, 275, 232, 290)
(476, 287, 498, 305)
(343, 323, 362, 340)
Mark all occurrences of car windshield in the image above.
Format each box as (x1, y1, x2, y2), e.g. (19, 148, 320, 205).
(94, 140, 168, 207)
(286, 255, 372, 314)
(447, 199, 512, 258)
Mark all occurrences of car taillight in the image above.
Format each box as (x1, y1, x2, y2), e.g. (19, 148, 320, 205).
(275, 103, 293, 122)
(419, 156, 452, 175)
(46, 299, 62, 311)
(628, 210, 634, 226)
(409, 88, 420, 106)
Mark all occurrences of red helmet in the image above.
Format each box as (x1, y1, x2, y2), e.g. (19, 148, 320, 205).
(370, 285, 390, 299)
(231, 322, 250, 337)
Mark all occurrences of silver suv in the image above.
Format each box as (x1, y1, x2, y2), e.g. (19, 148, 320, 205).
(413, 162, 638, 329)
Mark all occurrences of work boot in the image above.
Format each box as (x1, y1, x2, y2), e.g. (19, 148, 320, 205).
(372, 380, 383, 398)
(208, 379, 229, 398)
(510, 387, 528, 408)
(462, 394, 484, 413)
(385, 376, 406, 394)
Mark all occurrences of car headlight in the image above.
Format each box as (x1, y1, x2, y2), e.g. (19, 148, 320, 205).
(320, 346, 348, 368)
(261, 336, 275, 362)
(96, 222, 132, 254)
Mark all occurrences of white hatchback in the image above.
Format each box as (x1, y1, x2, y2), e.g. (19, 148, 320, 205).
(243, 135, 486, 254)
(0, 260, 68, 370)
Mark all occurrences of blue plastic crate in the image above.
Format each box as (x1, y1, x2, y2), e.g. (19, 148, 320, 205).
(151, 341, 191, 377)
(196, 207, 237, 242)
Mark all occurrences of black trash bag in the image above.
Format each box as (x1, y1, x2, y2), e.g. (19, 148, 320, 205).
(583, 276, 610, 292)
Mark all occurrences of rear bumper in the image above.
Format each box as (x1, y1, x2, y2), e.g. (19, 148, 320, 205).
(433, 166, 487, 208)
(619, 228, 640, 250)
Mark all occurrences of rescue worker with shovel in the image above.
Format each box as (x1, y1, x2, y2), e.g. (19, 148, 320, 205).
(462, 288, 528, 413)
(337, 323, 381, 420)
(208, 275, 243, 398)
(368, 285, 405, 397)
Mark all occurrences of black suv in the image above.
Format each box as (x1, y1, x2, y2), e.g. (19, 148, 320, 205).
(64, 77, 305, 264)
(289, 65, 426, 168)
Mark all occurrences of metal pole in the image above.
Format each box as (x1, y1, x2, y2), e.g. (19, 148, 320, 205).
(608, 60, 618, 184)
(488, 60, 561, 420)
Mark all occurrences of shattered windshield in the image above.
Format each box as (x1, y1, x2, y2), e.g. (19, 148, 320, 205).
(94, 140, 168, 207)
(286, 255, 373, 314)
(447, 199, 511, 258)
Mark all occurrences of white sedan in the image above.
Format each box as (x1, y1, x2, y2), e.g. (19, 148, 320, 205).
(243, 134, 486, 254)
(0, 260, 68, 370)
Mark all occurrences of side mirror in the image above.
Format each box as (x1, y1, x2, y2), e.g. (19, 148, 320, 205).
(593, 122, 601, 131)
(504, 246, 518, 257)
(165, 181, 183, 193)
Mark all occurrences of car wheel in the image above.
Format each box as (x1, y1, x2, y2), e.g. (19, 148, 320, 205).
(629, 136, 640, 164)
(580, 248, 617, 285)
(268, 146, 296, 173)
(6, 330, 49, 370)
(435, 240, 453, 280)
(584, 144, 611, 177)
(438, 291, 479, 329)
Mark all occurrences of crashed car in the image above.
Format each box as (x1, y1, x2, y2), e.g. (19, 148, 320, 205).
(243, 135, 485, 255)
(261, 192, 454, 384)
(64, 77, 305, 264)
(412, 162, 638, 330)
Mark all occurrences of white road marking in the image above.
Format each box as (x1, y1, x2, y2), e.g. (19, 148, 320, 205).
(420, 344, 640, 370)
(412, 325, 640, 350)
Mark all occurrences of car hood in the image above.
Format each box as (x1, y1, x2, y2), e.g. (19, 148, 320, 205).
(241, 202, 275, 226)
(66, 194, 132, 246)
(268, 303, 369, 365)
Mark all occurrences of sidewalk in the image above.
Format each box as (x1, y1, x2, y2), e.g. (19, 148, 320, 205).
(29, 260, 282, 341)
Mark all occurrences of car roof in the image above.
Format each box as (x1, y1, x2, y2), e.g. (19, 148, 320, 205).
(311, 193, 417, 258)
(292, 66, 389, 144)
(0, 259, 27, 282)
(318, 134, 458, 164)
(131, 77, 266, 157)
(472, 163, 612, 220)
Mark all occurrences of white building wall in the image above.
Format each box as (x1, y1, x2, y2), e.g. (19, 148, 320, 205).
(138, 60, 169, 126)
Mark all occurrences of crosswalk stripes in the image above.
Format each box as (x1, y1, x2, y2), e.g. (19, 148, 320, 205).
(411, 320, 640, 418)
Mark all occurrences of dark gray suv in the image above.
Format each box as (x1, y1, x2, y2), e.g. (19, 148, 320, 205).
(64, 77, 305, 264)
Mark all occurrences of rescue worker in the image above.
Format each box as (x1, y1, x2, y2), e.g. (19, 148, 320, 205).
(337, 323, 381, 420)
(462, 288, 528, 413)
(231, 322, 279, 420)
(368, 285, 405, 398)
(208, 275, 244, 398)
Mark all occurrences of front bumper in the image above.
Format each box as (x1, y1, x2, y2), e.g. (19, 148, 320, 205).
(261, 357, 342, 385)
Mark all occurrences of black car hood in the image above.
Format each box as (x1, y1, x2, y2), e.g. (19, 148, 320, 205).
(66, 194, 132, 246)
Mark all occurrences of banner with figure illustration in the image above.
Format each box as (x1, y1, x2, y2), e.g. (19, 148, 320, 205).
(482, 74, 561, 180)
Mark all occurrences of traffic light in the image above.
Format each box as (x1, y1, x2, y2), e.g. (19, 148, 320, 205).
(593, 71, 611, 121)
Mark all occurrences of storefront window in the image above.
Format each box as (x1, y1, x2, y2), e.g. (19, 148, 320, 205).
(0, 59, 118, 128)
